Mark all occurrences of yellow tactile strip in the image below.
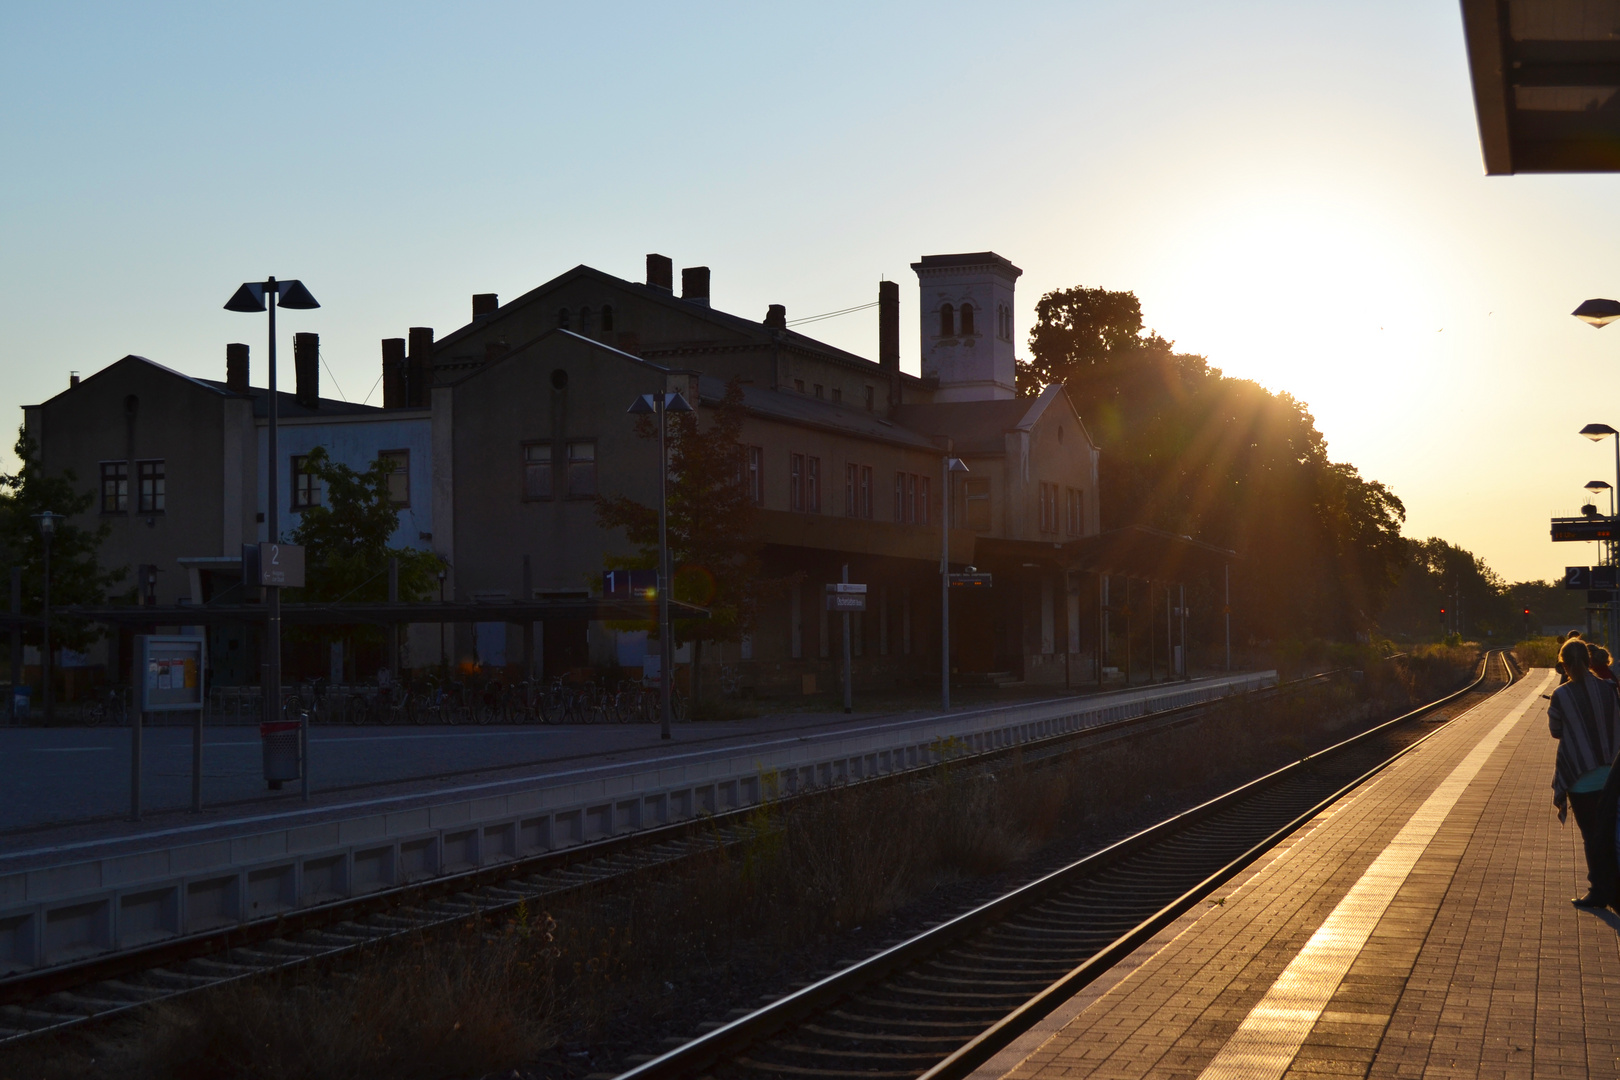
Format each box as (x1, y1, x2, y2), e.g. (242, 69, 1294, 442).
(1000, 673, 1555, 1080)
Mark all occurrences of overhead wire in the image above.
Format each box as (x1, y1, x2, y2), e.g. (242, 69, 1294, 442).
(786, 300, 879, 327)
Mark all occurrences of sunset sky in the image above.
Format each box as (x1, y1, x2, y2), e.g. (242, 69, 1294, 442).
(3, 1, 1617, 583)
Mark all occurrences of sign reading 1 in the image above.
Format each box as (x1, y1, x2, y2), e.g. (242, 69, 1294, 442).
(259, 542, 306, 588)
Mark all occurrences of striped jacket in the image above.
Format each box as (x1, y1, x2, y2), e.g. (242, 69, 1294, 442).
(1547, 674, 1620, 804)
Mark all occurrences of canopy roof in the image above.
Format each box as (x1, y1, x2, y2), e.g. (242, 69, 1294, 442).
(61, 597, 709, 627)
(1463, 0, 1620, 173)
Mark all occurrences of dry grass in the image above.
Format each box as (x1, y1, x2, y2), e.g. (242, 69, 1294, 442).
(1514, 636, 1560, 669)
(0, 653, 1476, 1080)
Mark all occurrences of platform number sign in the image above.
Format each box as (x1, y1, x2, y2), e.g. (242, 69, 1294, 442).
(258, 542, 306, 587)
(1566, 566, 1592, 590)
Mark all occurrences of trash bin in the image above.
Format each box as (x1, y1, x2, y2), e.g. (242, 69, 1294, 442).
(260, 717, 303, 789)
(12, 685, 30, 724)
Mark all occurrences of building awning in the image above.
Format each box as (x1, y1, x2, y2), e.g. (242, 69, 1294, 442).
(59, 597, 709, 628)
(974, 526, 1236, 580)
(1462, 0, 1620, 173)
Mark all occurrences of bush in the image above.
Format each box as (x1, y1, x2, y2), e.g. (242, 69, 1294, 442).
(1515, 636, 1560, 669)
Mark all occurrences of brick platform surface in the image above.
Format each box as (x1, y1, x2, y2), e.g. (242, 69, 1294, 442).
(984, 669, 1620, 1080)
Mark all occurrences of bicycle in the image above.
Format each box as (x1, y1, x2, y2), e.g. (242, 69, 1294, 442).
(84, 687, 130, 727)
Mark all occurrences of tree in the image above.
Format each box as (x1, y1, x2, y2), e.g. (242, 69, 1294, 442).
(596, 378, 765, 701)
(0, 427, 123, 656)
(1019, 286, 1409, 641)
(286, 446, 441, 660)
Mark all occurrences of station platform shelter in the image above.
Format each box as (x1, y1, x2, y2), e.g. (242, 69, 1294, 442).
(973, 668, 1620, 1080)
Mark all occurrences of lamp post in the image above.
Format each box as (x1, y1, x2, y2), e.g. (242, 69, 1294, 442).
(225, 278, 318, 738)
(1581, 423, 1620, 661)
(940, 449, 969, 710)
(32, 511, 61, 724)
(628, 389, 694, 739)
(438, 567, 448, 675)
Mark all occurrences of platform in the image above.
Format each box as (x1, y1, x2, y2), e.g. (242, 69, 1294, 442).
(0, 672, 1272, 977)
(975, 668, 1616, 1080)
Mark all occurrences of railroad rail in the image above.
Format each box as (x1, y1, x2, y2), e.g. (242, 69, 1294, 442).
(0, 661, 1453, 1052)
(615, 650, 1515, 1080)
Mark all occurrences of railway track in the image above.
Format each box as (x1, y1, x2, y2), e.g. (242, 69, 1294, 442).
(0, 661, 1469, 1055)
(618, 650, 1515, 1080)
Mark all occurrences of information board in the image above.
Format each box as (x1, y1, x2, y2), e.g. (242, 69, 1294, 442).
(259, 542, 306, 587)
(137, 635, 205, 712)
(825, 583, 867, 612)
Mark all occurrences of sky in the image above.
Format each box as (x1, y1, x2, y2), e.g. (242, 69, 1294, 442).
(1, 1, 1617, 584)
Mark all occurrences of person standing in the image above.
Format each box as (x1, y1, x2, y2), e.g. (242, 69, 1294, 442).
(1548, 637, 1620, 907)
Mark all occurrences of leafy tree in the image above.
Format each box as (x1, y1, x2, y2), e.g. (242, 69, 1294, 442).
(1019, 287, 1408, 640)
(286, 446, 441, 654)
(0, 427, 123, 654)
(597, 378, 765, 699)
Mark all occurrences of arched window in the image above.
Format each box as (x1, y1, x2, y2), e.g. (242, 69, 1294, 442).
(557, 308, 571, 330)
(580, 306, 593, 332)
(939, 303, 955, 337)
(960, 303, 975, 336)
(601, 304, 614, 332)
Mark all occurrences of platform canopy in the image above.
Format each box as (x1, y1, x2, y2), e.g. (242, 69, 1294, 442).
(975, 525, 1236, 581)
(1462, 0, 1620, 174)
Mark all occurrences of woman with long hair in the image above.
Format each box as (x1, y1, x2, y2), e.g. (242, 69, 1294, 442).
(1548, 637, 1620, 907)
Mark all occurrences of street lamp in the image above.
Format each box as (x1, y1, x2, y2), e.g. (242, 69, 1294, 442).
(1581, 422, 1620, 660)
(1574, 299, 1620, 326)
(940, 451, 969, 710)
(1588, 480, 1614, 517)
(628, 389, 694, 739)
(32, 511, 61, 724)
(225, 278, 318, 737)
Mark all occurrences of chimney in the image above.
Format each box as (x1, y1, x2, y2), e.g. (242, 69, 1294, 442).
(878, 280, 900, 372)
(407, 326, 433, 408)
(69, 372, 80, 389)
(646, 253, 673, 291)
(381, 338, 406, 408)
(472, 293, 498, 320)
(294, 332, 319, 409)
(227, 342, 250, 393)
(682, 266, 710, 307)
(765, 304, 787, 329)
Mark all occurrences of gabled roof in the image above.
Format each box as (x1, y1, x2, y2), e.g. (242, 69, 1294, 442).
(446, 327, 687, 387)
(432, 262, 920, 380)
(890, 385, 1081, 455)
(33, 354, 233, 408)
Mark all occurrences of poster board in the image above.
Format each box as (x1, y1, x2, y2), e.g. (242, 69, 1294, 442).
(137, 635, 205, 712)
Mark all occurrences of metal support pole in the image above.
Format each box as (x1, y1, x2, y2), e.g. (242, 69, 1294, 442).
(1096, 573, 1105, 687)
(387, 555, 400, 679)
(1124, 579, 1132, 686)
(522, 554, 534, 683)
(300, 711, 309, 802)
(191, 708, 203, 812)
(265, 279, 282, 752)
(40, 534, 51, 725)
(1148, 580, 1156, 683)
(1224, 563, 1231, 671)
(131, 710, 142, 821)
(940, 452, 951, 711)
(1179, 583, 1187, 679)
(8, 568, 19, 724)
(658, 396, 673, 740)
(842, 563, 853, 714)
(1167, 583, 1173, 677)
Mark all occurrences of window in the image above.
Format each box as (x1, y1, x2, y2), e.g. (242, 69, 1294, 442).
(138, 461, 165, 513)
(380, 450, 409, 506)
(566, 441, 597, 497)
(794, 379, 805, 393)
(806, 456, 821, 512)
(814, 384, 824, 399)
(100, 461, 128, 514)
(557, 307, 570, 329)
(845, 463, 874, 519)
(1066, 487, 1084, 536)
(960, 303, 975, 336)
(601, 304, 614, 332)
(1038, 482, 1058, 533)
(291, 455, 320, 509)
(831, 387, 841, 404)
(744, 445, 764, 505)
(790, 453, 805, 512)
(865, 386, 875, 411)
(965, 478, 991, 531)
(939, 303, 954, 337)
(579, 306, 592, 332)
(523, 443, 553, 499)
(893, 472, 929, 525)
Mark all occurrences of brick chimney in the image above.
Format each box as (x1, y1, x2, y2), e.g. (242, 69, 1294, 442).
(227, 342, 250, 393)
(472, 293, 498, 320)
(381, 338, 406, 408)
(407, 327, 433, 408)
(878, 280, 899, 373)
(294, 332, 319, 409)
(765, 304, 787, 329)
(646, 254, 673, 291)
(682, 266, 710, 307)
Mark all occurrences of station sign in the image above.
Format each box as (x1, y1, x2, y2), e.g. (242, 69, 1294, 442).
(825, 583, 867, 611)
(1565, 566, 1618, 590)
(949, 573, 993, 589)
(1552, 518, 1619, 542)
(604, 569, 658, 598)
(243, 542, 306, 587)
(136, 635, 205, 713)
